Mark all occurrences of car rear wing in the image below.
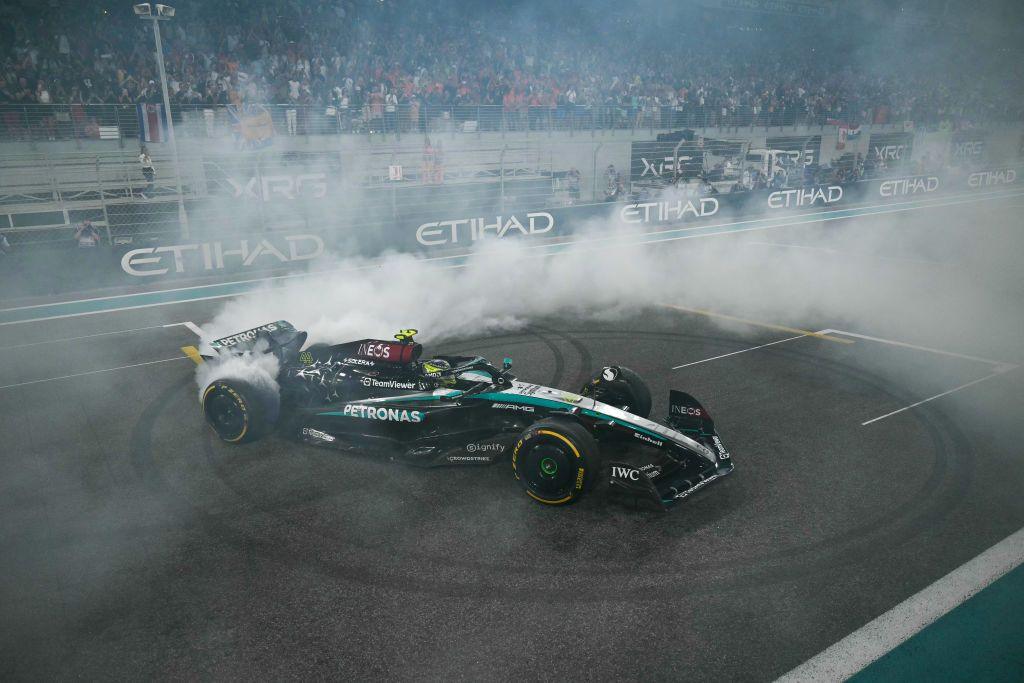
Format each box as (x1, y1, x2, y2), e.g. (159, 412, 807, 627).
(206, 320, 306, 359)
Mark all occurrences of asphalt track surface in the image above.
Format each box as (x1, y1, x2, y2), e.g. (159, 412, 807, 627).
(2, 202, 1024, 680)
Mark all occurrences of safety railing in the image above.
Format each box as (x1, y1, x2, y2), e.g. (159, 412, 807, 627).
(0, 103, 873, 145)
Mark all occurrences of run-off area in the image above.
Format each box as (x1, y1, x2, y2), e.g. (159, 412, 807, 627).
(1, 298, 1022, 680)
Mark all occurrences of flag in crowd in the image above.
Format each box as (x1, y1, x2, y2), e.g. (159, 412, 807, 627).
(137, 103, 169, 143)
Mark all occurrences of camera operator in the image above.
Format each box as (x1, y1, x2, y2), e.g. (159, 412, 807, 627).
(74, 219, 102, 248)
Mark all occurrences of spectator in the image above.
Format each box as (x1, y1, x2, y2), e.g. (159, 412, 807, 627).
(566, 167, 581, 205)
(604, 164, 620, 202)
(138, 146, 155, 198)
(74, 219, 102, 248)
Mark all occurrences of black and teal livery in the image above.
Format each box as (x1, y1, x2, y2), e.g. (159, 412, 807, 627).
(200, 321, 733, 509)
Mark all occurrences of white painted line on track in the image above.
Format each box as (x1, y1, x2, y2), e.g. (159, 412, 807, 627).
(0, 356, 189, 391)
(777, 525, 1024, 682)
(860, 367, 1017, 426)
(174, 321, 205, 338)
(819, 329, 1014, 368)
(0, 322, 184, 351)
(672, 334, 809, 369)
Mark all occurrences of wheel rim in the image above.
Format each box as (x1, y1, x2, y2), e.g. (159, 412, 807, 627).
(205, 389, 246, 439)
(519, 440, 577, 501)
(539, 457, 559, 477)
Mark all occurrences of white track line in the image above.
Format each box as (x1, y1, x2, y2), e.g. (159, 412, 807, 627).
(0, 322, 183, 351)
(179, 321, 205, 338)
(860, 368, 1016, 426)
(672, 334, 808, 369)
(820, 329, 1014, 368)
(0, 356, 188, 391)
(777, 525, 1024, 682)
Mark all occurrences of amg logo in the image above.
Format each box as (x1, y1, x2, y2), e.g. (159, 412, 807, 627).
(491, 403, 535, 412)
(879, 176, 939, 197)
(633, 432, 664, 448)
(360, 377, 417, 390)
(341, 405, 424, 423)
(611, 465, 640, 481)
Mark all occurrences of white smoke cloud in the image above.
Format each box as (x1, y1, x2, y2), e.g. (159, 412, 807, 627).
(195, 190, 1024, 397)
(195, 338, 281, 399)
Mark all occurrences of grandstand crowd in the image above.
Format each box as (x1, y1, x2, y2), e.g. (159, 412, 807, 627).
(1, 0, 1021, 133)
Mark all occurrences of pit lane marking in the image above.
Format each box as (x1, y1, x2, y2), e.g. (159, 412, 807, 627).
(860, 368, 1018, 426)
(659, 304, 851, 344)
(168, 321, 205, 338)
(0, 322, 183, 351)
(816, 329, 1020, 426)
(0, 356, 189, 391)
(672, 333, 810, 369)
(777, 525, 1024, 682)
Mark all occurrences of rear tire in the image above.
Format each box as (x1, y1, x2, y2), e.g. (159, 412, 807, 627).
(202, 379, 279, 444)
(581, 365, 652, 418)
(512, 418, 598, 506)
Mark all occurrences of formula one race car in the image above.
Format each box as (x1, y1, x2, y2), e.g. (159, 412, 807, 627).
(199, 321, 733, 509)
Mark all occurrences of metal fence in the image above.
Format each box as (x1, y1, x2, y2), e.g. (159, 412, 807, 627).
(0, 102, 853, 144)
(0, 143, 585, 248)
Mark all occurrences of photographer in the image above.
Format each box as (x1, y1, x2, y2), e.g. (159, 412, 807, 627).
(74, 219, 102, 248)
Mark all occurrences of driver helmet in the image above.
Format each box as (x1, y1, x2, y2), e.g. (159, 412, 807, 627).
(421, 359, 455, 386)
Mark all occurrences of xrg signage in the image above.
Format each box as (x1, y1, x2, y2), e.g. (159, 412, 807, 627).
(226, 173, 328, 201)
(765, 136, 821, 166)
(122, 233, 324, 276)
(868, 132, 914, 168)
(416, 212, 554, 246)
(950, 131, 987, 163)
(629, 141, 705, 182)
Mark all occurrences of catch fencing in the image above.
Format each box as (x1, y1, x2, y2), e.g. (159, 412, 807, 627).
(0, 144, 576, 248)
(0, 103, 852, 145)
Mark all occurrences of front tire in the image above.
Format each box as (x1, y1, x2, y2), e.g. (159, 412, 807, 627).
(512, 418, 598, 505)
(202, 379, 279, 444)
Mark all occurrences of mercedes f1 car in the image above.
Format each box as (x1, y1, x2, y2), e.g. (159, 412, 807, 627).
(199, 321, 733, 509)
